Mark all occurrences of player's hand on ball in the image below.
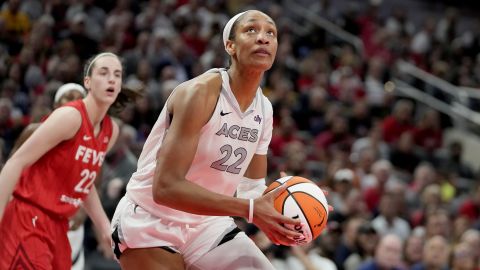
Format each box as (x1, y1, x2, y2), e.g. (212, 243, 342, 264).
(253, 184, 304, 246)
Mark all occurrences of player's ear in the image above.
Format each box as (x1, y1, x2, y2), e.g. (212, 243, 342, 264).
(225, 40, 235, 56)
(83, 76, 90, 91)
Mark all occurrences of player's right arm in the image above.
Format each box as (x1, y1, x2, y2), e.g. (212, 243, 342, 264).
(152, 74, 301, 245)
(0, 107, 81, 220)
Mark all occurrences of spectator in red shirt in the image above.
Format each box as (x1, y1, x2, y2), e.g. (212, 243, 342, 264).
(458, 184, 480, 222)
(315, 115, 354, 161)
(270, 116, 300, 158)
(412, 109, 443, 153)
(381, 99, 414, 144)
(363, 160, 395, 212)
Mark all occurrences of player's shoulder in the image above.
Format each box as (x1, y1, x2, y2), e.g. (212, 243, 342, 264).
(49, 106, 82, 124)
(45, 106, 82, 128)
(38, 106, 83, 140)
(178, 71, 222, 99)
(170, 71, 222, 111)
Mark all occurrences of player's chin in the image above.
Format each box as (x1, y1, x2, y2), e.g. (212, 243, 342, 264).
(103, 95, 118, 105)
(249, 60, 275, 71)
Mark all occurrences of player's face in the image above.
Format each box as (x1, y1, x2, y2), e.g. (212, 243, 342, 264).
(85, 55, 122, 105)
(231, 11, 278, 71)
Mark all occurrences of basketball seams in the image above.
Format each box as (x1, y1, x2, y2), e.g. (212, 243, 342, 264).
(289, 191, 328, 213)
(285, 182, 310, 189)
(286, 182, 328, 207)
(283, 189, 328, 240)
(274, 189, 290, 213)
(263, 176, 310, 194)
(265, 176, 329, 244)
(290, 191, 328, 230)
(282, 189, 309, 230)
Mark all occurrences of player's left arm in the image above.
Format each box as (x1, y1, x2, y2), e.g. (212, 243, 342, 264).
(82, 119, 119, 258)
(83, 185, 114, 258)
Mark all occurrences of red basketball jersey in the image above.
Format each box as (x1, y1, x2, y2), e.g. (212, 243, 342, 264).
(13, 100, 113, 218)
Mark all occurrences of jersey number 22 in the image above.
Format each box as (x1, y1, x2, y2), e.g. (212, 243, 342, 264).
(211, 144, 247, 174)
(74, 169, 97, 194)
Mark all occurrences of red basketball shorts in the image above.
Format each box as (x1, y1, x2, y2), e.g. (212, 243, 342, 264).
(0, 198, 71, 270)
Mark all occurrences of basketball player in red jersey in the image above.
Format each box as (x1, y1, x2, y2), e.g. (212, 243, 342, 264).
(10, 83, 110, 269)
(112, 10, 305, 270)
(0, 52, 123, 269)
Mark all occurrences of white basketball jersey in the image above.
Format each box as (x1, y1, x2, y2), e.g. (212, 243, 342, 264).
(126, 68, 273, 224)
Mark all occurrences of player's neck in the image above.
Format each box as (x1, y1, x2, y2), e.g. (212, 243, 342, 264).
(82, 98, 109, 129)
(227, 67, 263, 112)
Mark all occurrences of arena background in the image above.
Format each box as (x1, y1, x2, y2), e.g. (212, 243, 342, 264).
(1, 0, 480, 269)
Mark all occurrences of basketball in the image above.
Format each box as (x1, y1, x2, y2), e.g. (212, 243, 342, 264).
(264, 176, 329, 245)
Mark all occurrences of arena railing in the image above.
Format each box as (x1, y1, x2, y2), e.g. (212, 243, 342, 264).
(283, 0, 365, 58)
(393, 80, 480, 128)
(283, 0, 480, 133)
(395, 60, 480, 128)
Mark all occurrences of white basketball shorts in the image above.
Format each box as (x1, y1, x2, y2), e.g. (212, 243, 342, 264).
(110, 196, 247, 266)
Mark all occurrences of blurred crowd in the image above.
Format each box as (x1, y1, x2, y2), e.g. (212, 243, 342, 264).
(1, 0, 480, 269)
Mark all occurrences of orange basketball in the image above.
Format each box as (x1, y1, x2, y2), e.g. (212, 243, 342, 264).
(264, 176, 329, 245)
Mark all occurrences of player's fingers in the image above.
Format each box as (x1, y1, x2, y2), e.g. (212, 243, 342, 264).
(275, 212, 301, 227)
(274, 232, 298, 246)
(328, 205, 334, 212)
(279, 171, 288, 178)
(273, 221, 303, 240)
(269, 183, 288, 198)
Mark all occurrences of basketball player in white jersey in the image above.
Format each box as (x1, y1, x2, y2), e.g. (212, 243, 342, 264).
(111, 10, 303, 269)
